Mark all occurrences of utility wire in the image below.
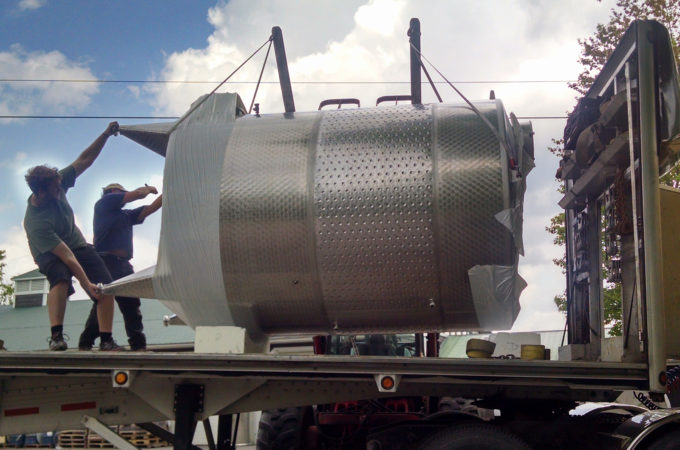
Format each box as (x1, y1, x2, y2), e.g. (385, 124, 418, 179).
(0, 78, 575, 85)
(249, 39, 273, 114)
(410, 42, 516, 164)
(0, 114, 567, 120)
(0, 115, 178, 119)
(169, 36, 273, 132)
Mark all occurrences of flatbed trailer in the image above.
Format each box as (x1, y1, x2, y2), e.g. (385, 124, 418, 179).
(0, 351, 676, 449)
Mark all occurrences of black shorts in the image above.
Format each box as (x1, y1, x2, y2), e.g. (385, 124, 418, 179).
(36, 245, 113, 302)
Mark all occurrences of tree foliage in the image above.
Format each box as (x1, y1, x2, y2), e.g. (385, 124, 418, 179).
(570, 0, 680, 96)
(0, 250, 14, 306)
(548, 0, 680, 335)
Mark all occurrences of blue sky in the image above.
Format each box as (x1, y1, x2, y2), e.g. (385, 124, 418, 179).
(0, 0, 619, 330)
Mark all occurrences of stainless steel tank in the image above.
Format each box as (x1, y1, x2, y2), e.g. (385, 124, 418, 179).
(110, 93, 533, 337)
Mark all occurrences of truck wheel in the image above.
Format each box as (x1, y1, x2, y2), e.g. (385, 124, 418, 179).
(644, 429, 680, 449)
(417, 423, 530, 450)
(256, 407, 308, 450)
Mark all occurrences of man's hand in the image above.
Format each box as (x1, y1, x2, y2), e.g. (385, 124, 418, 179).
(51, 242, 101, 300)
(138, 193, 163, 222)
(82, 281, 102, 302)
(122, 184, 159, 204)
(103, 121, 120, 137)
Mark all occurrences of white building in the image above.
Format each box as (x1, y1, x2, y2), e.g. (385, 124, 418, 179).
(10, 269, 48, 308)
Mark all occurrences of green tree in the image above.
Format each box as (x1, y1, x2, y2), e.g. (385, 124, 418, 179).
(548, 0, 680, 334)
(0, 250, 14, 306)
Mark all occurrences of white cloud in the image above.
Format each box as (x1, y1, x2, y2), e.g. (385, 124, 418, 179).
(354, 0, 406, 37)
(18, 0, 46, 11)
(1, 226, 36, 279)
(127, 85, 141, 99)
(131, 236, 159, 272)
(148, 0, 617, 118)
(0, 44, 99, 123)
(0, 203, 15, 214)
(0, 151, 28, 170)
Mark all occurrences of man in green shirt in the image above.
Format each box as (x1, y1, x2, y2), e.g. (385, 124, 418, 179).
(24, 122, 122, 351)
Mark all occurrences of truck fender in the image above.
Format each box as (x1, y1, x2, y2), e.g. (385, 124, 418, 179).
(613, 408, 680, 449)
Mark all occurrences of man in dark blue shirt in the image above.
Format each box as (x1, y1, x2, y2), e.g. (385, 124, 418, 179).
(78, 183, 162, 351)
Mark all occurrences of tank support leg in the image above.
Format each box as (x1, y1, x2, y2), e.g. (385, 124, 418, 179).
(81, 416, 136, 450)
(216, 414, 236, 450)
(174, 384, 204, 450)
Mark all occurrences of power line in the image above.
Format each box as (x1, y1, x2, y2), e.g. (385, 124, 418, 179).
(0, 115, 178, 119)
(1, 114, 567, 120)
(0, 78, 575, 85)
(516, 116, 567, 119)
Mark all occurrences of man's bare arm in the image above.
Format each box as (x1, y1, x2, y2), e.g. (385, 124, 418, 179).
(137, 194, 163, 222)
(50, 242, 101, 300)
(71, 122, 119, 177)
(122, 185, 158, 205)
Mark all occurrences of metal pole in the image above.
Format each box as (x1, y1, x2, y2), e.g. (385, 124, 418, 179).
(271, 26, 295, 113)
(415, 333, 424, 357)
(637, 22, 666, 394)
(203, 419, 216, 450)
(564, 186, 575, 345)
(587, 199, 602, 358)
(624, 61, 643, 361)
(216, 414, 233, 450)
(174, 384, 203, 450)
(408, 18, 421, 105)
(426, 332, 439, 357)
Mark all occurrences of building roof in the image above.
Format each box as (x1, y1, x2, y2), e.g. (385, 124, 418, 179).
(0, 299, 194, 351)
(11, 268, 44, 281)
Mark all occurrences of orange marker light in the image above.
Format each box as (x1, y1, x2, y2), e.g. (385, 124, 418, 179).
(380, 376, 395, 390)
(114, 372, 129, 385)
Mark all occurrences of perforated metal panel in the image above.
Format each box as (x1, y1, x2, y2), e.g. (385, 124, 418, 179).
(219, 103, 517, 335)
(314, 106, 441, 333)
(220, 113, 328, 334)
(433, 103, 513, 328)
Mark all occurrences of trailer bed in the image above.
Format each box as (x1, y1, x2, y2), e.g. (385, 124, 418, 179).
(0, 350, 659, 435)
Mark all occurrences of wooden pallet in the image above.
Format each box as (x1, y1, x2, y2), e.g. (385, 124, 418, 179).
(56, 425, 170, 448)
(120, 429, 169, 448)
(56, 430, 87, 448)
(86, 430, 116, 448)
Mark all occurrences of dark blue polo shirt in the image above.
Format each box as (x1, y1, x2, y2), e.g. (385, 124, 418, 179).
(93, 193, 144, 258)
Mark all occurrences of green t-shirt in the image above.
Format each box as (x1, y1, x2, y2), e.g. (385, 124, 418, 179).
(24, 165, 87, 261)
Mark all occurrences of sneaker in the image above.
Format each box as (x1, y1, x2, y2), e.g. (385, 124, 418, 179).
(78, 344, 93, 351)
(99, 339, 123, 352)
(130, 346, 147, 352)
(48, 334, 68, 351)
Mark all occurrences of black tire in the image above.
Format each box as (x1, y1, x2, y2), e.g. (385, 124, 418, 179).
(256, 407, 308, 450)
(645, 429, 680, 450)
(417, 423, 530, 450)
